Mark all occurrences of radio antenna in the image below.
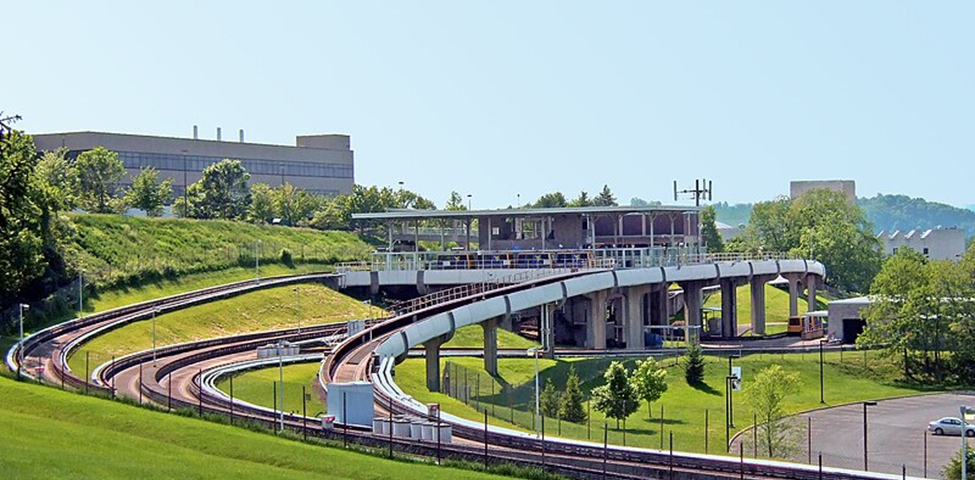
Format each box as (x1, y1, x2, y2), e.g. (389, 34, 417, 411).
(673, 179, 713, 207)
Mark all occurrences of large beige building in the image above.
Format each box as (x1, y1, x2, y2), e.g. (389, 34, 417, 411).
(32, 129, 355, 198)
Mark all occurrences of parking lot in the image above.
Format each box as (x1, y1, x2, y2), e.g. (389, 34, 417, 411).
(733, 393, 975, 477)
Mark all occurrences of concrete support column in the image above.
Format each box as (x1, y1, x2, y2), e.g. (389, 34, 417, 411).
(806, 274, 819, 312)
(719, 279, 740, 339)
(749, 276, 774, 336)
(482, 318, 500, 376)
(649, 284, 669, 326)
(423, 334, 449, 392)
(625, 286, 650, 350)
(679, 281, 705, 329)
(786, 275, 801, 318)
(586, 291, 608, 349)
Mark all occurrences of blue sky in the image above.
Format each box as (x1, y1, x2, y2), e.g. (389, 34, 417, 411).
(6, 2, 973, 208)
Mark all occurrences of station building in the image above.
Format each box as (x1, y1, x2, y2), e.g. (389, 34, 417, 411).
(354, 205, 703, 252)
(32, 129, 355, 198)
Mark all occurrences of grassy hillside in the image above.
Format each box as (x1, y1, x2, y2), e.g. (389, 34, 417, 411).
(0, 375, 508, 480)
(395, 350, 922, 454)
(69, 284, 373, 375)
(218, 362, 324, 415)
(70, 214, 371, 290)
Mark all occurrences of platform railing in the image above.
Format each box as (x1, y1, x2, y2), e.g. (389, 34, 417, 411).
(368, 248, 798, 272)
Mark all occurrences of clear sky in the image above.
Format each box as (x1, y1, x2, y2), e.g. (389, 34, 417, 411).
(6, 2, 973, 209)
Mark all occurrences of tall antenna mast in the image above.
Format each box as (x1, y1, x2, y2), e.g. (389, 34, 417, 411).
(673, 178, 713, 207)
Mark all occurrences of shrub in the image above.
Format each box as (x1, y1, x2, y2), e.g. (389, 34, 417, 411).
(280, 248, 294, 267)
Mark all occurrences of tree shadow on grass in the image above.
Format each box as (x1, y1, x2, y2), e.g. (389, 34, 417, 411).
(688, 381, 721, 396)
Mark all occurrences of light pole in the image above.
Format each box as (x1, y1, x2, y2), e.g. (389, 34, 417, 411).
(18, 303, 29, 378)
(279, 341, 285, 431)
(528, 347, 541, 438)
(295, 287, 301, 333)
(819, 340, 826, 404)
(725, 375, 734, 452)
(181, 149, 189, 216)
(962, 405, 974, 480)
(152, 307, 160, 367)
(728, 354, 740, 427)
(862, 401, 877, 471)
(255, 239, 262, 280)
(78, 271, 83, 317)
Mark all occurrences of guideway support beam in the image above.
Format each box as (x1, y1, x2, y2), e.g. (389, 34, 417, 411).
(424, 333, 451, 392)
(482, 317, 500, 375)
(806, 274, 819, 311)
(625, 285, 651, 350)
(783, 273, 802, 317)
(749, 275, 777, 336)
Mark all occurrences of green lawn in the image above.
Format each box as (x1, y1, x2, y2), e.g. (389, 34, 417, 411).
(444, 325, 538, 350)
(395, 350, 925, 455)
(69, 284, 373, 375)
(703, 284, 828, 336)
(217, 363, 325, 417)
(0, 375, 507, 480)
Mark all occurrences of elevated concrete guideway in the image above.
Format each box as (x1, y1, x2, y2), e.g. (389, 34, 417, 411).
(373, 258, 825, 393)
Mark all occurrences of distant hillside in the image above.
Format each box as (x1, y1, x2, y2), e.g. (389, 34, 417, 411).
(711, 202, 753, 227)
(857, 194, 975, 238)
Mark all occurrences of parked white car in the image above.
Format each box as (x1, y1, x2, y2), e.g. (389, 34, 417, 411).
(928, 417, 975, 436)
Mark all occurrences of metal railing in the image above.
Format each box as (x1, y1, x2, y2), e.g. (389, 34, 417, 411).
(368, 248, 799, 272)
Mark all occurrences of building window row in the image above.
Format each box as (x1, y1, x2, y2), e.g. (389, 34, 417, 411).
(82, 151, 354, 179)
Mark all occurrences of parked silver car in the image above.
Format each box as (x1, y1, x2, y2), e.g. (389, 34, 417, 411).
(928, 417, 975, 436)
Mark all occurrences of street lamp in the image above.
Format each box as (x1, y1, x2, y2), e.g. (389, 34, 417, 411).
(18, 303, 29, 378)
(528, 347, 541, 438)
(725, 374, 735, 452)
(278, 340, 286, 431)
(819, 340, 827, 404)
(862, 401, 877, 471)
(152, 307, 161, 367)
(962, 406, 974, 480)
(728, 354, 740, 427)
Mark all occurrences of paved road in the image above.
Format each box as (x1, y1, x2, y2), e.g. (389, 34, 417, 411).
(732, 393, 975, 478)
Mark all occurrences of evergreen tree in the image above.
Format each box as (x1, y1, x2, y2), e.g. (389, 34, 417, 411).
(559, 366, 587, 423)
(684, 343, 706, 385)
(568, 191, 593, 207)
(591, 361, 639, 428)
(540, 378, 560, 418)
(593, 184, 618, 207)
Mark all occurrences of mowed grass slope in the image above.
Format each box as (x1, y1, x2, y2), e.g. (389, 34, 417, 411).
(218, 362, 325, 415)
(0, 376, 507, 480)
(71, 214, 371, 290)
(395, 351, 922, 454)
(69, 284, 373, 375)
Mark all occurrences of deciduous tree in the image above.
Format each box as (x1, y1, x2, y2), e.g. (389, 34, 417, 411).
(190, 159, 251, 220)
(125, 167, 172, 217)
(592, 361, 639, 428)
(631, 357, 668, 419)
(744, 365, 802, 458)
(75, 146, 126, 213)
(700, 205, 724, 253)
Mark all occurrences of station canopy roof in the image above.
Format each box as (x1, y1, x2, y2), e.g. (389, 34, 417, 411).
(352, 204, 702, 221)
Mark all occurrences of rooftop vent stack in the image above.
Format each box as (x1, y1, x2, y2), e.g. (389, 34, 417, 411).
(193, 125, 199, 140)
(239, 129, 245, 143)
(217, 127, 222, 141)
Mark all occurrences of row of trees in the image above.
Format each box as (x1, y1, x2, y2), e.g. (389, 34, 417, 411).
(727, 189, 882, 292)
(528, 185, 620, 209)
(859, 245, 975, 384)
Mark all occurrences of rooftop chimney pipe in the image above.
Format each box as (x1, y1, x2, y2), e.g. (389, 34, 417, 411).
(217, 127, 222, 141)
(239, 129, 244, 143)
(193, 125, 198, 140)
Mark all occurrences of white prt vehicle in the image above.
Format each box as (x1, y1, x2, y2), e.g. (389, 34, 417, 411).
(928, 417, 975, 436)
